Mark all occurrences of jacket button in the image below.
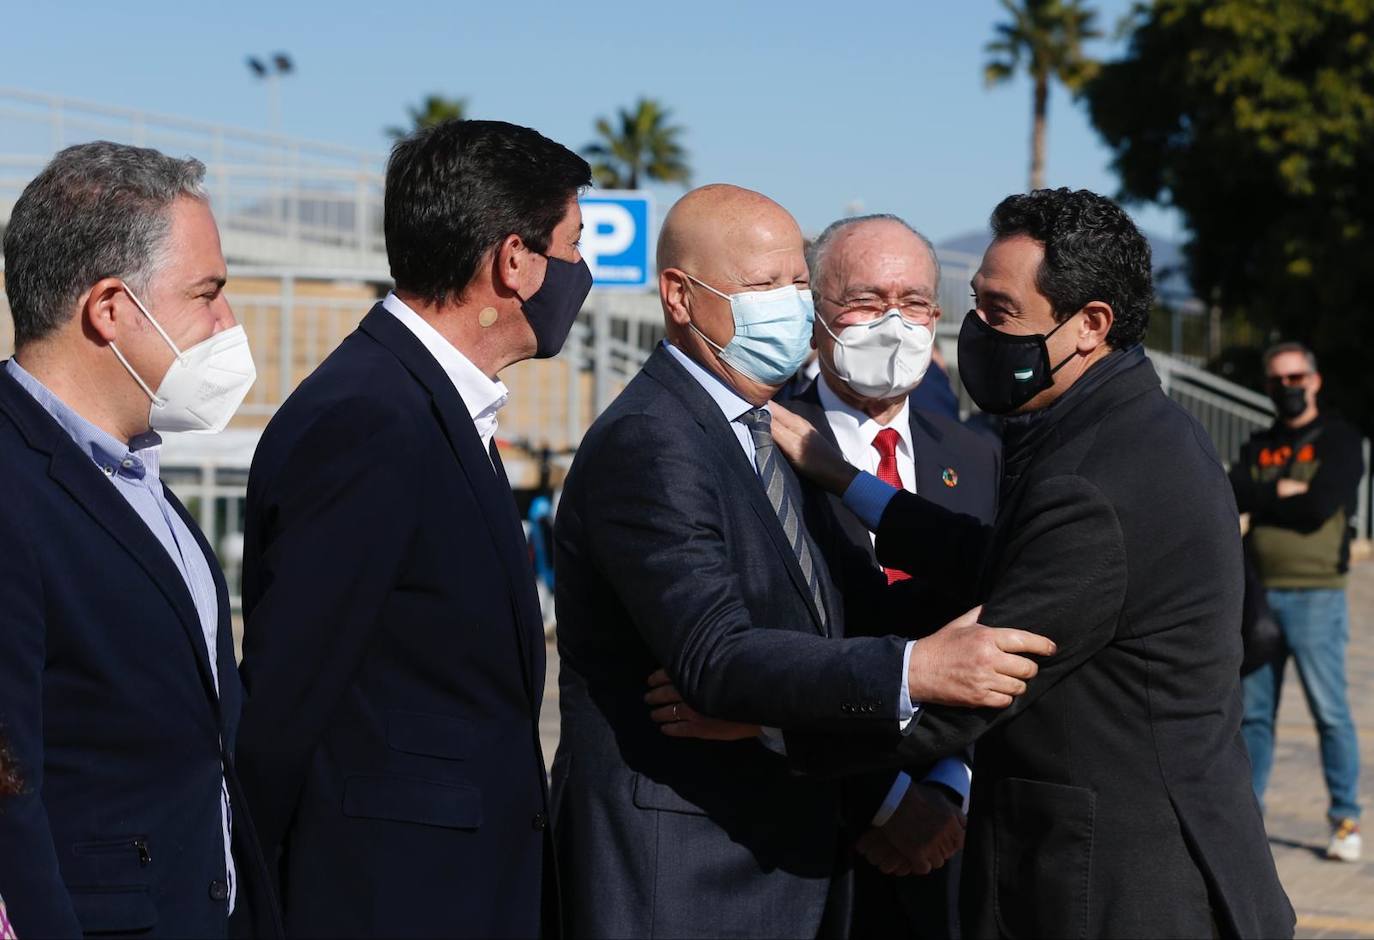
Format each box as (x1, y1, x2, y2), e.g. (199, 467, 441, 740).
(532, 812, 547, 831)
(209, 879, 229, 902)
(842, 704, 853, 714)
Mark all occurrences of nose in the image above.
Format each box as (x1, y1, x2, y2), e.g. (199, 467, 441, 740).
(211, 294, 239, 334)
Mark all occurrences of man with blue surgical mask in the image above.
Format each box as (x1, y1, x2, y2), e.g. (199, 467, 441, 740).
(550, 185, 1051, 939)
(0, 142, 277, 938)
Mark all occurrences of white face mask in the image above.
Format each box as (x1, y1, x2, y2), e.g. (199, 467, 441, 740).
(110, 283, 258, 434)
(819, 308, 935, 400)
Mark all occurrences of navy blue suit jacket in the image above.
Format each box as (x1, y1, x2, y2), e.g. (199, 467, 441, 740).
(236, 305, 552, 938)
(0, 363, 277, 939)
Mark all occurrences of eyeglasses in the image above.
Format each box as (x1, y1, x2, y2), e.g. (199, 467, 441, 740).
(1267, 372, 1312, 388)
(818, 295, 939, 324)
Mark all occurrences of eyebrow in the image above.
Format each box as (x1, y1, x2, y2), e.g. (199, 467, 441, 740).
(841, 283, 933, 297)
(188, 275, 227, 292)
(974, 285, 1018, 308)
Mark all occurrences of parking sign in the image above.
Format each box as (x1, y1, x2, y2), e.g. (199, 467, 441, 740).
(579, 191, 653, 289)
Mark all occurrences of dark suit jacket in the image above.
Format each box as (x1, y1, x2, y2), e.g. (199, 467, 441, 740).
(236, 305, 552, 938)
(550, 345, 910, 939)
(0, 364, 277, 939)
(793, 350, 1295, 939)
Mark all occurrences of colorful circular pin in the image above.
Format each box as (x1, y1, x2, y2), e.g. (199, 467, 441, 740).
(942, 467, 958, 488)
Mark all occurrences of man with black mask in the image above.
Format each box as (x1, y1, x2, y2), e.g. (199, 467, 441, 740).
(235, 119, 592, 938)
(1231, 342, 1365, 863)
(770, 188, 1295, 938)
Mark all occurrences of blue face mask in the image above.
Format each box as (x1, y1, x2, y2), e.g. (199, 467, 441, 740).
(682, 273, 815, 386)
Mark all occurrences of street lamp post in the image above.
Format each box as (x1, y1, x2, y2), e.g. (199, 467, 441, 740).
(246, 53, 294, 135)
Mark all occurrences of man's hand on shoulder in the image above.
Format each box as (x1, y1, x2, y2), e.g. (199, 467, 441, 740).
(907, 605, 1056, 709)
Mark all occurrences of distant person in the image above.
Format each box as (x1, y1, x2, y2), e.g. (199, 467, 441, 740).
(551, 183, 1051, 939)
(235, 119, 592, 937)
(0, 142, 276, 938)
(1231, 341, 1366, 862)
(788, 213, 1001, 939)
(770, 188, 1294, 938)
(1, 731, 21, 940)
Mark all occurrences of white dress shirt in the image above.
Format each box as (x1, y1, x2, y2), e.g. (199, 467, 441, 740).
(814, 371, 972, 818)
(383, 292, 509, 458)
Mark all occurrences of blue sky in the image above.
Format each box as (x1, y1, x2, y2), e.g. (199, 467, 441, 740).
(1, 0, 1181, 245)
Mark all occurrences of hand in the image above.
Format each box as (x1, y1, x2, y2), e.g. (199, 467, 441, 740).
(907, 605, 1057, 708)
(767, 401, 860, 496)
(1277, 479, 1309, 498)
(878, 783, 966, 875)
(645, 669, 762, 741)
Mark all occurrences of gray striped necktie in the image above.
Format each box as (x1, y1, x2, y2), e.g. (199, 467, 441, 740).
(737, 407, 827, 628)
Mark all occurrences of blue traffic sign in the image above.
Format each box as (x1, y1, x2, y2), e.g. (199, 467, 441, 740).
(579, 191, 653, 289)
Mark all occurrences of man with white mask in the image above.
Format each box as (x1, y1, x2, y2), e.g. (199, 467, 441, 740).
(788, 214, 1003, 940)
(551, 186, 1046, 938)
(0, 142, 277, 938)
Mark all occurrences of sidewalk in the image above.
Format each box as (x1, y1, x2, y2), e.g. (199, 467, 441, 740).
(1267, 558, 1374, 939)
(538, 561, 1374, 937)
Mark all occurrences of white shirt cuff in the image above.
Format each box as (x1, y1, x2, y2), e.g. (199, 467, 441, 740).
(871, 771, 912, 827)
(757, 726, 787, 756)
(898, 639, 918, 730)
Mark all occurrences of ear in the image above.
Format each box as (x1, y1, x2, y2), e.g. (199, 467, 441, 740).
(494, 234, 533, 296)
(660, 269, 693, 328)
(1077, 300, 1114, 353)
(1312, 371, 1324, 396)
(83, 278, 127, 344)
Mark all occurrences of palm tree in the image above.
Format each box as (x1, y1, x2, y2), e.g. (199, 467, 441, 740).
(984, 0, 1101, 191)
(582, 98, 690, 190)
(386, 94, 468, 139)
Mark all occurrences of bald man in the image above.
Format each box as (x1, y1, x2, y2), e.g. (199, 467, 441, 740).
(549, 185, 1052, 938)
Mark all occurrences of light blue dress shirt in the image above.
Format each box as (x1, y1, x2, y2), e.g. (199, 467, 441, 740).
(6, 359, 236, 911)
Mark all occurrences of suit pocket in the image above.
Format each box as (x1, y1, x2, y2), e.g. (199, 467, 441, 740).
(69, 886, 158, 934)
(342, 774, 483, 830)
(993, 777, 1095, 940)
(631, 774, 710, 817)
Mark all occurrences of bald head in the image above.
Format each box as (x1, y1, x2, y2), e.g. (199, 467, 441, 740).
(657, 184, 803, 282)
(657, 184, 810, 406)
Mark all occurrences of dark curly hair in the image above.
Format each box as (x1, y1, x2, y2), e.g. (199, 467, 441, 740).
(989, 188, 1152, 349)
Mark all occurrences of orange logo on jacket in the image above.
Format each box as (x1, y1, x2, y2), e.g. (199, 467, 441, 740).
(1258, 444, 1315, 468)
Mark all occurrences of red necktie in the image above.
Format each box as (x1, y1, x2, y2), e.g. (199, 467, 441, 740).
(872, 428, 912, 584)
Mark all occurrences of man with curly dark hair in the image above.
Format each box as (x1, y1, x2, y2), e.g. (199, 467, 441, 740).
(772, 188, 1295, 938)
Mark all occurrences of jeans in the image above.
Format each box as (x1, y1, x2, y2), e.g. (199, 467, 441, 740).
(1242, 587, 1362, 821)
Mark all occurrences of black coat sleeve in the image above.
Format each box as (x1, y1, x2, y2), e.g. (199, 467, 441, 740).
(577, 413, 909, 732)
(790, 474, 1128, 776)
(235, 398, 423, 858)
(872, 490, 992, 604)
(0, 506, 83, 938)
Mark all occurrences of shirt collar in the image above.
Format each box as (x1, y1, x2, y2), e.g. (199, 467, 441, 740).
(816, 371, 913, 457)
(5, 358, 161, 481)
(663, 340, 756, 423)
(383, 292, 509, 423)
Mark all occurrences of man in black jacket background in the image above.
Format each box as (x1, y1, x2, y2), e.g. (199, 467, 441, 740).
(1232, 341, 1365, 862)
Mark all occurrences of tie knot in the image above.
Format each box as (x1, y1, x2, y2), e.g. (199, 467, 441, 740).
(873, 427, 901, 460)
(739, 407, 772, 431)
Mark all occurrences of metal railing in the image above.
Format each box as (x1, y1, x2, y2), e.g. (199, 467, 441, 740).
(0, 87, 388, 273)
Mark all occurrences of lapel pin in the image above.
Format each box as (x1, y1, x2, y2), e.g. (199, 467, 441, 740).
(942, 467, 959, 488)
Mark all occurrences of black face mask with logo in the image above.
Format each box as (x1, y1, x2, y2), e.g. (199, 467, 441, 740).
(956, 309, 1078, 415)
(1269, 384, 1309, 420)
(520, 255, 594, 359)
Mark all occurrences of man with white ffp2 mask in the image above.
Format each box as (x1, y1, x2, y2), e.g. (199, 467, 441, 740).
(782, 213, 1004, 940)
(0, 142, 277, 938)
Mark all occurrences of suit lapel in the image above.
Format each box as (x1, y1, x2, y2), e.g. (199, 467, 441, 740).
(359, 308, 541, 703)
(646, 348, 828, 635)
(910, 410, 956, 501)
(0, 368, 225, 710)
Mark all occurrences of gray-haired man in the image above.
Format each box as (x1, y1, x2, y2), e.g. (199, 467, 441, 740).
(0, 142, 277, 937)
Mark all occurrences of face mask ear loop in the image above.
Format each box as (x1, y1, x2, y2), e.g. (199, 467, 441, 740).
(109, 342, 163, 405)
(121, 282, 186, 360)
(1046, 311, 1082, 375)
(680, 271, 734, 302)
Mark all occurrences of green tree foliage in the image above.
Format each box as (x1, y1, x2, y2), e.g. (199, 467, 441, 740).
(985, 0, 1101, 191)
(583, 98, 690, 190)
(387, 95, 468, 139)
(1086, 0, 1374, 432)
